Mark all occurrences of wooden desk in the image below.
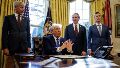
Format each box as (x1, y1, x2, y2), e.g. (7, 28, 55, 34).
(15, 55, 120, 68)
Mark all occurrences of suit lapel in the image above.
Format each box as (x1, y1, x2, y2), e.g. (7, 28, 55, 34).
(12, 14, 17, 22)
(21, 16, 25, 25)
(71, 24, 74, 32)
(101, 25, 104, 36)
(11, 14, 17, 24)
(60, 37, 64, 46)
(70, 24, 76, 35)
(51, 36, 56, 47)
(79, 24, 81, 33)
(11, 14, 20, 29)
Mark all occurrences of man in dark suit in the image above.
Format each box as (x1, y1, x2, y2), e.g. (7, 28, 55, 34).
(2, 1, 31, 55)
(64, 13, 87, 55)
(88, 12, 111, 55)
(43, 24, 73, 55)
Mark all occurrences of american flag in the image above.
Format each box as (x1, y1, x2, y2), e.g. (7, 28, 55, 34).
(104, 0, 112, 29)
(44, 7, 52, 28)
(23, 0, 29, 18)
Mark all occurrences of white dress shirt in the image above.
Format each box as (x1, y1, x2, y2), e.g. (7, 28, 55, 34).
(95, 23, 102, 36)
(15, 13, 22, 21)
(95, 23, 102, 32)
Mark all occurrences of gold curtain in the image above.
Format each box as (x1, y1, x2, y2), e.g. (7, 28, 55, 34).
(50, 0, 69, 37)
(0, 0, 27, 68)
(90, 0, 105, 25)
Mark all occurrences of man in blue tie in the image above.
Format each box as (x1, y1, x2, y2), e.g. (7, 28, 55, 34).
(43, 23, 73, 55)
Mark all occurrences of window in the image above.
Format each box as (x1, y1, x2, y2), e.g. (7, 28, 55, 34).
(69, 0, 91, 30)
(29, 0, 49, 48)
(29, 0, 49, 37)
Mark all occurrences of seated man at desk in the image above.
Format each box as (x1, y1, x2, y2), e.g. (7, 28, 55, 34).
(43, 23, 73, 55)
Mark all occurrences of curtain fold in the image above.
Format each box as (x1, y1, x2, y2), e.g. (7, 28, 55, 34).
(50, 0, 69, 37)
(0, 0, 5, 67)
(90, 0, 112, 29)
(104, 0, 112, 29)
(90, 0, 104, 24)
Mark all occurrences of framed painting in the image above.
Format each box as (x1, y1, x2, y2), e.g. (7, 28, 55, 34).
(115, 4, 120, 37)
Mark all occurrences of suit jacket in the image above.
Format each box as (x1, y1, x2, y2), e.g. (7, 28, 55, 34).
(43, 35, 68, 55)
(88, 24, 111, 52)
(64, 24, 87, 55)
(2, 14, 31, 55)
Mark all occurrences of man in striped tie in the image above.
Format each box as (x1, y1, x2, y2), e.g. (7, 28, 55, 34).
(2, 1, 31, 68)
(2, 1, 31, 56)
(88, 12, 111, 56)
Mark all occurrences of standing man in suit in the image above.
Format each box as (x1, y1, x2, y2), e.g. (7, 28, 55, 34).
(88, 12, 111, 55)
(43, 24, 73, 55)
(2, 1, 31, 56)
(64, 13, 87, 55)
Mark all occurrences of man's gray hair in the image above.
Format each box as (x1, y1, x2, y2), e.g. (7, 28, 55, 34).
(50, 23, 62, 31)
(73, 13, 80, 18)
(14, 1, 24, 8)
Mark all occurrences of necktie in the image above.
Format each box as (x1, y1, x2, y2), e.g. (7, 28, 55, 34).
(98, 25, 102, 36)
(18, 14, 21, 23)
(75, 25, 78, 34)
(56, 38, 60, 47)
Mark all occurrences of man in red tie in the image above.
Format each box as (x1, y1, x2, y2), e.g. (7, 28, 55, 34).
(74, 24, 78, 35)
(64, 13, 87, 55)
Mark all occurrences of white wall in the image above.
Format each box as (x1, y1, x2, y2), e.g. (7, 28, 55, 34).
(110, 0, 120, 55)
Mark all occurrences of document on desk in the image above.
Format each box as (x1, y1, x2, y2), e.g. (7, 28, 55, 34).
(37, 56, 119, 68)
(82, 58, 119, 67)
(38, 57, 58, 66)
(53, 55, 86, 59)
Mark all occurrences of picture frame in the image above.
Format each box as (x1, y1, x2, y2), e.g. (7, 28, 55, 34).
(115, 4, 120, 37)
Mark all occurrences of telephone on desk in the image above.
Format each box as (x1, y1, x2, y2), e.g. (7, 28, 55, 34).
(93, 46, 113, 59)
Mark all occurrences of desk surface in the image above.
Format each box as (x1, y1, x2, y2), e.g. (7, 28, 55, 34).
(15, 55, 120, 68)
